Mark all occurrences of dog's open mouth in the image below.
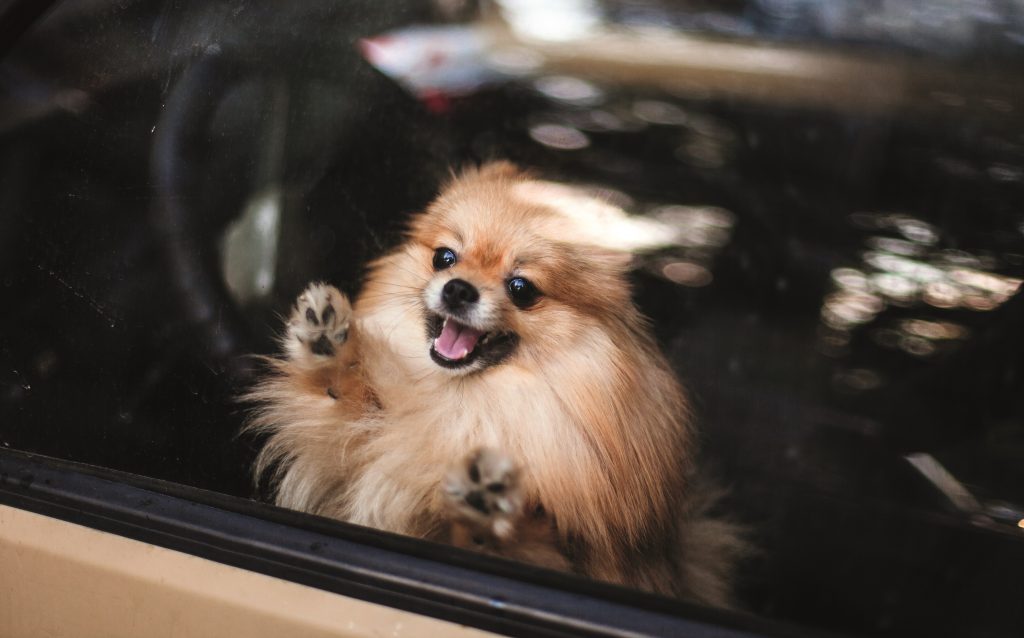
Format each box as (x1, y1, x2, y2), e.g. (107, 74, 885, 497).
(427, 314, 517, 370)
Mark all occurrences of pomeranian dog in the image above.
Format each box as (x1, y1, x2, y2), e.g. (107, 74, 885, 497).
(247, 162, 745, 606)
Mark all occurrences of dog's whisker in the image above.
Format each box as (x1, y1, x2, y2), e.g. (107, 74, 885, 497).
(368, 281, 424, 292)
(385, 261, 431, 283)
(356, 291, 421, 301)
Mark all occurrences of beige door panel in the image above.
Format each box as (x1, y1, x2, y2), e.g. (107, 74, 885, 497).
(0, 505, 497, 638)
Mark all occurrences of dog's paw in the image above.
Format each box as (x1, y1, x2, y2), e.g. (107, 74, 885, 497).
(443, 448, 524, 541)
(284, 282, 352, 362)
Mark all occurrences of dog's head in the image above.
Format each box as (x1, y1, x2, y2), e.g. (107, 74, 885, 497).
(397, 163, 637, 376)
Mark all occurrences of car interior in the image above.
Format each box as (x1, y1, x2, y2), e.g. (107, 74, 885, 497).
(1, 1, 1023, 636)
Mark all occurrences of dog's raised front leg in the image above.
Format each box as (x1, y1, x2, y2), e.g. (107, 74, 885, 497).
(283, 282, 352, 366)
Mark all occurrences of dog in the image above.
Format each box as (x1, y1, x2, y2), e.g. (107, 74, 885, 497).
(246, 162, 745, 606)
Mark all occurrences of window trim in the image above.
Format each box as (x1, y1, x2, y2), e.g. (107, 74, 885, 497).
(0, 447, 804, 638)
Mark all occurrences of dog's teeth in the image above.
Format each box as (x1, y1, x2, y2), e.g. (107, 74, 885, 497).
(458, 348, 469, 359)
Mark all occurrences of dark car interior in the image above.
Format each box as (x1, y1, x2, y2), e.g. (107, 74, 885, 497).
(2, 1, 1023, 636)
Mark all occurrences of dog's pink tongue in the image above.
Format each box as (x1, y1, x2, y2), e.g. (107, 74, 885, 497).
(434, 318, 484, 360)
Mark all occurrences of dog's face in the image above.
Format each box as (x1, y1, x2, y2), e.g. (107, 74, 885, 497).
(421, 244, 524, 372)
(401, 164, 635, 376)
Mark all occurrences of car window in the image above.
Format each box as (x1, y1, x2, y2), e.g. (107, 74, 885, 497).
(1, 1, 1023, 636)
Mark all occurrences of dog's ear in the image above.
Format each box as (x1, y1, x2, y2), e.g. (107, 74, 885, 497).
(439, 160, 526, 193)
(476, 160, 522, 180)
(461, 160, 528, 183)
(512, 180, 674, 255)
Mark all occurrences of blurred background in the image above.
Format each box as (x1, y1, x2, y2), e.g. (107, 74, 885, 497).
(1, 1, 1023, 635)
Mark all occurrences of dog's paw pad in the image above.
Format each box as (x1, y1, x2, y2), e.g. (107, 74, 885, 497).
(285, 282, 351, 361)
(444, 448, 522, 537)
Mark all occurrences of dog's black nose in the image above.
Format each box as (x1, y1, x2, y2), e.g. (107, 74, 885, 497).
(442, 278, 479, 311)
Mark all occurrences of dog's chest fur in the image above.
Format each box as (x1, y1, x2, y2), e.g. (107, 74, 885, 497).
(344, 352, 574, 537)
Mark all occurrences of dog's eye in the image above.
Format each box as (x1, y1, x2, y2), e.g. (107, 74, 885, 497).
(432, 247, 457, 270)
(507, 277, 540, 308)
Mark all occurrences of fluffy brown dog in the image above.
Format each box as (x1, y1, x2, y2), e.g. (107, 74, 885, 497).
(247, 163, 745, 606)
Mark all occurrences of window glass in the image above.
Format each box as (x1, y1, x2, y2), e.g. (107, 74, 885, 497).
(1, 1, 1022, 636)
